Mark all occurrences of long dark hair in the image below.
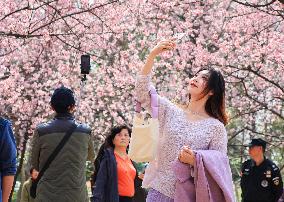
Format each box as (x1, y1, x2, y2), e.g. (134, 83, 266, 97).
(92, 125, 131, 183)
(104, 125, 132, 149)
(190, 67, 228, 125)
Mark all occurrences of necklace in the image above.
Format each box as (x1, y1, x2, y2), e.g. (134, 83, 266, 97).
(186, 108, 206, 117)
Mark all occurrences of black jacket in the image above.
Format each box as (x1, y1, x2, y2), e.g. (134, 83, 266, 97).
(241, 158, 283, 202)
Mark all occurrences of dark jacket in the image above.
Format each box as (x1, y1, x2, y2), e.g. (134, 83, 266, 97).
(93, 148, 146, 202)
(93, 148, 119, 202)
(0, 118, 17, 202)
(132, 174, 147, 202)
(30, 113, 94, 202)
(241, 158, 283, 202)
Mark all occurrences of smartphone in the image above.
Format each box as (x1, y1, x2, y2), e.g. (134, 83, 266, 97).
(80, 55, 91, 74)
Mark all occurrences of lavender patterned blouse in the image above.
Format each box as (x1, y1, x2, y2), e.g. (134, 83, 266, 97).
(134, 74, 228, 198)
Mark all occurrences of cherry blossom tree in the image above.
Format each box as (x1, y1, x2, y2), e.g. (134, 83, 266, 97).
(0, 0, 283, 200)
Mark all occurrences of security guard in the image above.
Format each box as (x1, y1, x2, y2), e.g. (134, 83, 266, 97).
(241, 138, 283, 202)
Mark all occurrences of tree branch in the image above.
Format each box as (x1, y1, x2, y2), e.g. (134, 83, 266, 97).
(240, 80, 283, 119)
(29, 1, 119, 35)
(231, 0, 278, 8)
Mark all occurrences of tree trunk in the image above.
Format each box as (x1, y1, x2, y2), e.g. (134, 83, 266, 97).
(16, 165, 26, 202)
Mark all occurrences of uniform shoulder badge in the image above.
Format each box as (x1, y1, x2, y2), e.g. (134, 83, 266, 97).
(271, 163, 280, 171)
(272, 177, 280, 186)
(267, 160, 279, 171)
(274, 180, 280, 186)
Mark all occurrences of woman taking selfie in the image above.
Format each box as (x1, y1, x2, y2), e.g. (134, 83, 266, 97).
(135, 39, 235, 202)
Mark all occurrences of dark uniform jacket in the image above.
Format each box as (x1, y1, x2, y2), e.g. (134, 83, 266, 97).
(241, 158, 283, 202)
(30, 113, 94, 202)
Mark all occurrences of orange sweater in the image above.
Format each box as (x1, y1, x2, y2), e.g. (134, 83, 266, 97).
(114, 152, 136, 197)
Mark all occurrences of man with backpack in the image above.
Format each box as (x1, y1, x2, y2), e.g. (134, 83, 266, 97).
(30, 86, 94, 202)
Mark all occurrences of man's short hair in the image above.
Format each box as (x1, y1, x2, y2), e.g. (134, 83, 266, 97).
(50, 86, 75, 113)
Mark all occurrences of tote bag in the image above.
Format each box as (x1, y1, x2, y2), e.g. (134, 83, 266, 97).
(128, 86, 159, 163)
